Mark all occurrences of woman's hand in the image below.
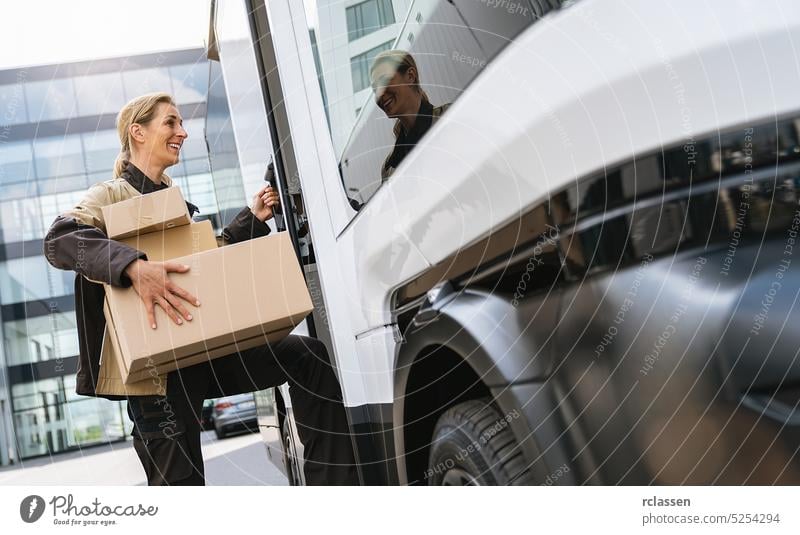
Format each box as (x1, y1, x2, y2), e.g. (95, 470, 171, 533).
(251, 185, 280, 222)
(123, 259, 200, 329)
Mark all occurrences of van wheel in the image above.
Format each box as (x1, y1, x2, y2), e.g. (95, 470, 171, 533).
(281, 419, 302, 486)
(214, 426, 226, 440)
(427, 398, 531, 485)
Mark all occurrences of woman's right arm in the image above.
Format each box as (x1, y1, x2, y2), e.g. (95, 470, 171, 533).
(43, 184, 198, 328)
(43, 183, 146, 287)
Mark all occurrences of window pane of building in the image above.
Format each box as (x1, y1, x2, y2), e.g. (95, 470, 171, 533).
(39, 190, 85, 235)
(3, 313, 78, 367)
(122, 68, 174, 101)
(0, 181, 37, 201)
(0, 255, 72, 304)
(346, 8, 358, 40)
(51, 189, 85, 214)
(11, 378, 66, 457)
(347, 0, 396, 41)
(183, 157, 210, 176)
(73, 72, 126, 117)
(361, 2, 381, 34)
(87, 170, 113, 185)
(379, 0, 395, 25)
(38, 193, 59, 237)
(37, 174, 89, 196)
(1, 198, 42, 242)
(63, 396, 126, 447)
(171, 174, 189, 194)
(0, 81, 28, 125)
(33, 134, 85, 179)
(0, 255, 49, 303)
(184, 172, 219, 216)
(170, 63, 208, 104)
(44, 190, 80, 234)
(12, 376, 125, 458)
(205, 58, 247, 223)
(0, 140, 35, 185)
(24, 78, 77, 122)
(82, 129, 119, 174)
(181, 118, 208, 160)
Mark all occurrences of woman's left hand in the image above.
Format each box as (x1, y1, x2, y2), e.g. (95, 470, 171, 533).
(251, 185, 280, 222)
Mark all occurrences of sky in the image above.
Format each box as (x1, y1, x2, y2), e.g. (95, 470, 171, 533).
(0, 0, 212, 70)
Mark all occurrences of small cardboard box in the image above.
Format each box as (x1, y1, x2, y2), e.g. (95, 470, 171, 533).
(101, 187, 191, 239)
(104, 232, 312, 384)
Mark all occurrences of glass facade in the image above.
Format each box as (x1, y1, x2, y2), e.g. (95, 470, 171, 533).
(25, 78, 78, 122)
(346, 0, 396, 41)
(11, 376, 127, 459)
(205, 59, 247, 225)
(0, 48, 220, 463)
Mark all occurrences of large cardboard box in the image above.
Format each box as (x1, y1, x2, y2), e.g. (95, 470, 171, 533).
(101, 186, 191, 239)
(104, 231, 312, 384)
(96, 220, 219, 396)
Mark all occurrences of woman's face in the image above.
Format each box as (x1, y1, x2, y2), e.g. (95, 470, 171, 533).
(132, 102, 188, 168)
(371, 62, 419, 119)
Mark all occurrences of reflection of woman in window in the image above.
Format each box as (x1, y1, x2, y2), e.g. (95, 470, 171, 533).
(370, 50, 450, 180)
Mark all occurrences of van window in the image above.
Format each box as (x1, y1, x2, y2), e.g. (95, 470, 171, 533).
(303, 0, 563, 210)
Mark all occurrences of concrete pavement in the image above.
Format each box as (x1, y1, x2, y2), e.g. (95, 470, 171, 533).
(0, 430, 287, 486)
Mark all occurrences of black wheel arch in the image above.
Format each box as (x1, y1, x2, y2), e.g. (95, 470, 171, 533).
(393, 290, 559, 484)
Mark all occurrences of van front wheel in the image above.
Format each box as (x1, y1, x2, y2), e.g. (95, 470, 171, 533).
(427, 398, 531, 486)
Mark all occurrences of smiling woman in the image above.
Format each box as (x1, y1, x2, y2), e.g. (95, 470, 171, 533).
(41, 87, 355, 486)
(113, 92, 187, 181)
(369, 49, 450, 181)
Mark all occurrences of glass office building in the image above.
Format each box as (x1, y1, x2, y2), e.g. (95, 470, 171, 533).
(0, 47, 244, 464)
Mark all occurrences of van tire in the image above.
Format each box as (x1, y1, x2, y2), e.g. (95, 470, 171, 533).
(282, 418, 302, 486)
(427, 398, 532, 485)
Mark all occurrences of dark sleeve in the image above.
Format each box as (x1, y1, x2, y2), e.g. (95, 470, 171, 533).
(221, 207, 271, 245)
(43, 216, 146, 288)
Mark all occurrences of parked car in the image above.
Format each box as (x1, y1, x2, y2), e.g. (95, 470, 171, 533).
(200, 399, 215, 431)
(212, 393, 258, 439)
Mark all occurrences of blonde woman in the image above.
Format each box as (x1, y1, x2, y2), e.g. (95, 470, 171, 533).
(44, 93, 357, 486)
(370, 50, 450, 179)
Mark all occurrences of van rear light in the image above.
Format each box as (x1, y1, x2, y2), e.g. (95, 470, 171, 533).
(215, 401, 233, 410)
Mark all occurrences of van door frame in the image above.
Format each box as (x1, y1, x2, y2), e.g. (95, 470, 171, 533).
(245, 0, 398, 484)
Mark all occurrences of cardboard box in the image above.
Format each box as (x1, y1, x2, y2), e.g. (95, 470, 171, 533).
(96, 328, 167, 396)
(101, 187, 191, 239)
(119, 219, 217, 261)
(96, 219, 219, 396)
(104, 232, 312, 384)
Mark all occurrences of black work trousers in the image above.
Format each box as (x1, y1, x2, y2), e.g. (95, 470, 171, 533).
(125, 335, 359, 485)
